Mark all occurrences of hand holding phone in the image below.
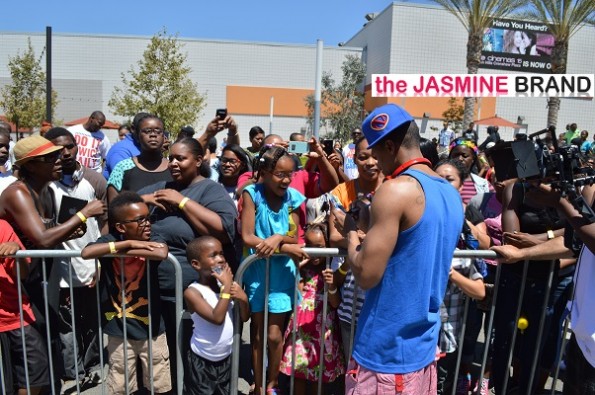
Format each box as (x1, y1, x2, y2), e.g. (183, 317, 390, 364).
(216, 108, 228, 120)
(322, 139, 335, 156)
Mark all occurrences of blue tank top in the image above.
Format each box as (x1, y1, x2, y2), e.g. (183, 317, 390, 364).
(352, 169, 463, 374)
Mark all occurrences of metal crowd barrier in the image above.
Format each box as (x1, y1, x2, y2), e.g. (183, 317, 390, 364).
(231, 249, 570, 395)
(0, 250, 183, 395)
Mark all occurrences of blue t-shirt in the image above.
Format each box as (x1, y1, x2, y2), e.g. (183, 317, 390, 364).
(103, 133, 141, 179)
(352, 169, 463, 374)
(242, 184, 305, 311)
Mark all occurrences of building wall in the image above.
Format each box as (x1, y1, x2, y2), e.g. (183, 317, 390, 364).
(0, 32, 361, 145)
(346, 2, 595, 142)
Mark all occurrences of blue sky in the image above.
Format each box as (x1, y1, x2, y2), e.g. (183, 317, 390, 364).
(0, 1, 433, 45)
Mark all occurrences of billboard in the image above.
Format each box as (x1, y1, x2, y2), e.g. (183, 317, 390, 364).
(480, 18, 557, 73)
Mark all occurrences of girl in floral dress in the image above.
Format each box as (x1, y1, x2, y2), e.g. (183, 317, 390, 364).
(279, 223, 345, 394)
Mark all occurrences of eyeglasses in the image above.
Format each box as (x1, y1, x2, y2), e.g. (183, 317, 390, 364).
(271, 171, 294, 180)
(220, 157, 240, 165)
(140, 128, 164, 136)
(118, 215, 154, 226)
(31, 151, 60, 163)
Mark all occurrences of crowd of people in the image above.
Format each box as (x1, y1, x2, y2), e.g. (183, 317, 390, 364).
(0, 104, 593, 395)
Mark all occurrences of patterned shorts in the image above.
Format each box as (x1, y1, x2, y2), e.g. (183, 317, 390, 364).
(345, 359, 437, 395)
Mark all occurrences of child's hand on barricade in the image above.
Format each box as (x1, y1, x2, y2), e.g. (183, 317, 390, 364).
(230, 281, 247, 303)
(322, 268, 335, 286)
(283, 243, 309, 263)
(256, 234, 283, 257)
(0, 241, 20, 256)
(128, 241, 166, 251)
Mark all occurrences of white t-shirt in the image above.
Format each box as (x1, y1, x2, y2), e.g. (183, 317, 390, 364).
(67, 124, 112, 173)
(188, 282, 234, 361)
(50, 166, 104, 287)
(342, 143, 359, 180)
(0, 175, 16, 196)
(571, 246, 595, 368)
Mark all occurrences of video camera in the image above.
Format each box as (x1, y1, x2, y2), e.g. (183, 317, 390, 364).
(488, 130, 595, 252)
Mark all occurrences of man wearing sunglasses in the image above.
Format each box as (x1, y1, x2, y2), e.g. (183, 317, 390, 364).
(44, 127, 108, 386)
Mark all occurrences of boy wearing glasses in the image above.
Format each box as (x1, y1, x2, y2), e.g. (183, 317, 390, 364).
(82, 191, 171, 394)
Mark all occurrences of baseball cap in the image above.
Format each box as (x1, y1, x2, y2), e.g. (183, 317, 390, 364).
(362, 104, 414, 148)
(14, 135, 62, 166)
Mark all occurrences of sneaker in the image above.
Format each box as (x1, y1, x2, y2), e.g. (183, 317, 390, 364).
(455, 374, 471, 395)
(473, 377, 490, 395)
(81, 370, 102, 386)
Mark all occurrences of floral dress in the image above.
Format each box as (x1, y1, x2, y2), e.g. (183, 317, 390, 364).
(279, 267, 345, 382)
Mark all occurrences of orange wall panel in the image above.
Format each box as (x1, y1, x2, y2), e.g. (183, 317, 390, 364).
(227, 86, 314, 117)
(363, 85, 496, 120)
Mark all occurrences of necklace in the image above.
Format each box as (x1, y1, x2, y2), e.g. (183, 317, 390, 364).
(384, 158, 432, 181)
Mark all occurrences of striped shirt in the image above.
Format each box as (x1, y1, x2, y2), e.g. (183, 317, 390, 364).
(333, 257, 366, 324)
(439, 256, 483, 354)
(460, 179, 478, 204)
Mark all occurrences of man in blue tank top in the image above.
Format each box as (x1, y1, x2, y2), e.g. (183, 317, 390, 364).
(333, 104, 463, 394)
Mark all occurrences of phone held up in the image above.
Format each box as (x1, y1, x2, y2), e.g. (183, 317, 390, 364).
(216, 108, 228, 120)
(288, 141, 310, 154)
(322, 139, 334, 156)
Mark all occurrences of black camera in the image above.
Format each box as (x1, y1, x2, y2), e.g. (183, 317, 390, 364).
(488, 130, 595, 253)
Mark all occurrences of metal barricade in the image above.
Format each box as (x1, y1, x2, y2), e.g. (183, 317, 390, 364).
(230, 249, 569, 395)
(0, 250, 183, 395)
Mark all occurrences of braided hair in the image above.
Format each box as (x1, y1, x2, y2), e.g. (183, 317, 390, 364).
(252, 144, 292, 180)
(305, 222, 329, 246)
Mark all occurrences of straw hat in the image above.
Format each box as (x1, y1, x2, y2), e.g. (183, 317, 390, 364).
(13, 135, 62, 166)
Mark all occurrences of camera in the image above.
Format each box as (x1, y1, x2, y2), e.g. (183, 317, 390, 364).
(488, 131, 595, 252)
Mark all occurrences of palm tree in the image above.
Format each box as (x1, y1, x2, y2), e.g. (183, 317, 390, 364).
(524, 0, 595, 128)
(431, 0, 525, 126)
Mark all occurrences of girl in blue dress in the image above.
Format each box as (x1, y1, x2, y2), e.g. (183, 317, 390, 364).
(241, 145, 307, 395)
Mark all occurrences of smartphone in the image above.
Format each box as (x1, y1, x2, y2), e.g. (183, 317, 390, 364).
(216, 108, 227, 120)
(322, 139, 334, 156)
(288, 141, 309, 154)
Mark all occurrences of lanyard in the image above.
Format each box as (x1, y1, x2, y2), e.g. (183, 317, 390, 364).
(384, 158, 432, 181)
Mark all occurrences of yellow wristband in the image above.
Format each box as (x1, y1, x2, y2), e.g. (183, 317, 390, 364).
(109, 241, 117, 254)
(76, 211, 87, 223)
(338, 266, 348, 276)
(547, 230, 555, 240)
(179, 197, 190, 210)
(220, 293, 231, 299)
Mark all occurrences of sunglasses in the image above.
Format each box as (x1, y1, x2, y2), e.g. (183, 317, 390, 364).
(31, 151, 60, 163)
(118, 214, 155, 226)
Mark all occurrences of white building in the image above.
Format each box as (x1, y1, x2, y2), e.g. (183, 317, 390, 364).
(0, 32, 361, 144)
(1, 1, 594, 145)
(347, 2, 595, 143)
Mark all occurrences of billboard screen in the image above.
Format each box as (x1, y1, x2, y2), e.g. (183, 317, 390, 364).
(480, 18, 557, 73)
